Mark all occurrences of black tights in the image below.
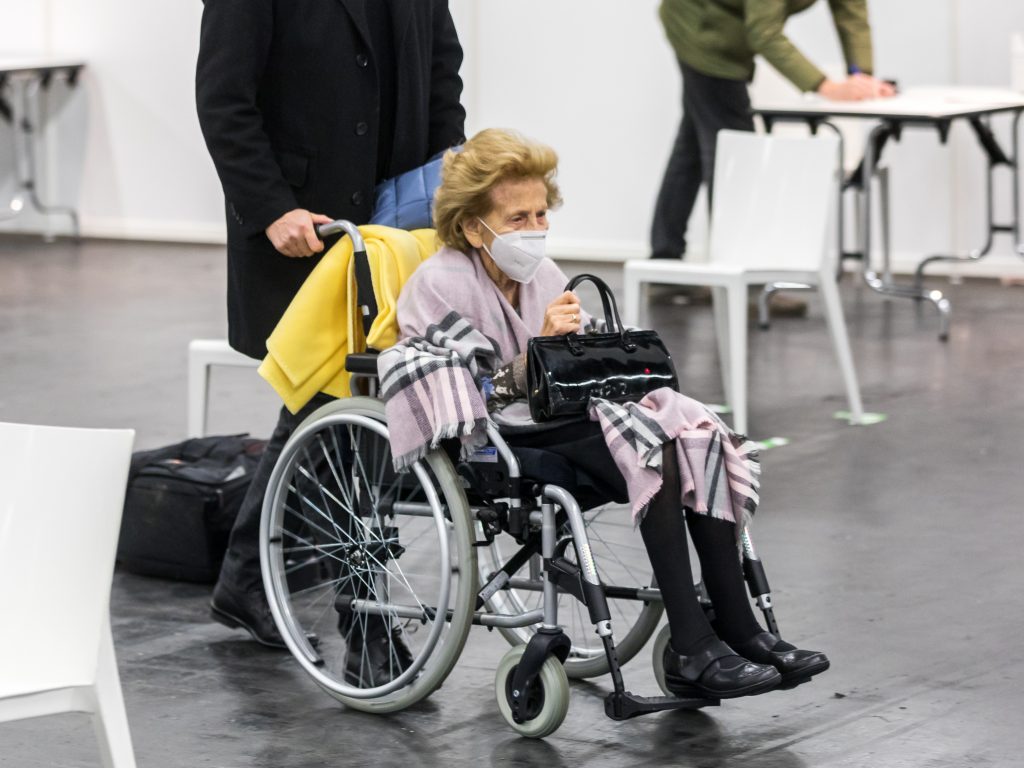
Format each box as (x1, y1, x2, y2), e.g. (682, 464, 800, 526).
(639, 442, 762, 655)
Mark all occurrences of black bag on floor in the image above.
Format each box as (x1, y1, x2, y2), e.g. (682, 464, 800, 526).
(117, 434, 266, 583)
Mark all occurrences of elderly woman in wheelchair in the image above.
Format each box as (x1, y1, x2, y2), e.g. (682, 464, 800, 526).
(257, 128, 828, 737)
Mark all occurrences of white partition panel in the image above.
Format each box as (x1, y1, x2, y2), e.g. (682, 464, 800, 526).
(0, 0, 1022, 276)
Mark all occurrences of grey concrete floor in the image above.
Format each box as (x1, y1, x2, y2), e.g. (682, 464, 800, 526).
(1, 235, 1023, 767)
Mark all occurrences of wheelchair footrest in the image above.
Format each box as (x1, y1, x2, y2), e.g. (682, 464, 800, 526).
(604, 691, 719, 721)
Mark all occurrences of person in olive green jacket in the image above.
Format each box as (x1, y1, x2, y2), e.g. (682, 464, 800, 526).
(651, 0, 895, 262)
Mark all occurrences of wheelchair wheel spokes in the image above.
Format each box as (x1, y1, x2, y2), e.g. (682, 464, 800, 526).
(483, 501, 663, 679)
(261, 397, 477, 713)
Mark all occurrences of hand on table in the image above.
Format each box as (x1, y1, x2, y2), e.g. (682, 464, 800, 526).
(266, 209, 334, 257)
(817, 74, 896, 101)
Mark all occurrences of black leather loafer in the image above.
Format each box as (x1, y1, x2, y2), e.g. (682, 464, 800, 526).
(344, 626, 415, 687)
(210, 584, 287, 649)
(663, 639, 781, 699)
(734, 631, 830, 688)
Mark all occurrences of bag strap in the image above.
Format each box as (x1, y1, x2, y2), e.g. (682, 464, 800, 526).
(564, 273, 623, 333)
(562, 273, 638, 353)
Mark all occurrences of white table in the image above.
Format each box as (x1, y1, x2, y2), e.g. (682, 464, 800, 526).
(0, 56, 85, 238)
(753, 86, 1024, 340)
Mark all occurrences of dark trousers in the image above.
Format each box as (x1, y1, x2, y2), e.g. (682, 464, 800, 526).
(216, 391, 336, 595)
(650, 61, 755, 259)
(509, 420, 759, 648)
(501, 419, 629, 511)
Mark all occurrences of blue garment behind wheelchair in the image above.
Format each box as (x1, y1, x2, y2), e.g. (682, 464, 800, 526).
(370, 151, 446, 230)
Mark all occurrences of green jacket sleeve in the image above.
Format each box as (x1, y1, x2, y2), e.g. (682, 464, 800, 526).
(828, 0, 874, 75)
(743, 0, 827, 92)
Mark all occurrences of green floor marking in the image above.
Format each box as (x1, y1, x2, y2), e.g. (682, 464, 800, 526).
(754, 436, 790, 451)
(834, 411, 888, 425)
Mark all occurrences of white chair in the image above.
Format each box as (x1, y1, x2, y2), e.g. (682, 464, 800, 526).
(623, 130, 864, 436)
(187, 338, 260, 437)
(0, 422, 137, 767)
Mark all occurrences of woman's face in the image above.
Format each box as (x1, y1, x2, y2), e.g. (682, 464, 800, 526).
(464, 177, 549, 252)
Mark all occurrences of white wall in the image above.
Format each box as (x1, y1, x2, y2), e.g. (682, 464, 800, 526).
(47, 0, 224, 241)
(1, 0, 1023, 276)
(464, 1, 682, 259)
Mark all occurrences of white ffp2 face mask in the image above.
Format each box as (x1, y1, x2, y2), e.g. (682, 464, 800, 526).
(478, 219, 547, 283)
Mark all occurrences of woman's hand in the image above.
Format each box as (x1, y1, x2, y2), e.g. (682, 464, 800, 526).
(539, 291, 582, 336)
(817, 74, 896, 101)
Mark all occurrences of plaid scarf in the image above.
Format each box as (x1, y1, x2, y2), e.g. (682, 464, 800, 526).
(590, 388, 761, 526)
(377, 311, 495, 470)
(378, 246, 572, 470)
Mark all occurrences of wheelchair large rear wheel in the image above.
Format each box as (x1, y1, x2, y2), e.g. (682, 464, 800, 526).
(261, 397, 477, 713)
(481, 501, 663, 679)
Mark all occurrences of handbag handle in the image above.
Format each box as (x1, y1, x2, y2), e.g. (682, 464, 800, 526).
(564, 273, 623, 332)
(563, 273, 636, 352)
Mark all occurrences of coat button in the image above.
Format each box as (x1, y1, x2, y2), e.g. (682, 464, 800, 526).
(351, 191, 364, 206)
(355, 121, 368, 136)
(355, 53, 368, 68)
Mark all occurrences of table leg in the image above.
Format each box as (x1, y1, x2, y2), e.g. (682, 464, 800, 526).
(19, 75, 80, 239)
(859, 121, 952, 341)
(912, 110, 1022, 286)
(1015, 110, 1022, 255)
(758, 121, 845, 329)
(0, 71, 81, 238)
(877, 165, 893, 285)
(0, 75, 20, 223)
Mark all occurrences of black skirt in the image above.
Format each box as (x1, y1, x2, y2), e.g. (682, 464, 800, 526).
(501, 418, 629, 510)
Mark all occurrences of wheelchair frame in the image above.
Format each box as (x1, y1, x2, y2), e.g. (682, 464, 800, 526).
(258, 221, 782, 738)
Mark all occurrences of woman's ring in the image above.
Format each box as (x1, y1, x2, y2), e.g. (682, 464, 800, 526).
(570, 313, 577, 323)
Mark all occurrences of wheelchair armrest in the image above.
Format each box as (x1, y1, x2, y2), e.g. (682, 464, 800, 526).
(345, 352, 380, 377)
(485, 423, 521, 479)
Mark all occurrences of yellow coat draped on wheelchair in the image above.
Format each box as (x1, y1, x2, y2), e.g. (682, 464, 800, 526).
(258, 225, 435, 413)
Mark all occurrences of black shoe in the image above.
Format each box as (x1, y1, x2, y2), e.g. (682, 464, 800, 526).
(663, 638, 780, 699)
(733, 631, 830, 688)
(343, 626, 414, 687)
(210, 583, 287, 649)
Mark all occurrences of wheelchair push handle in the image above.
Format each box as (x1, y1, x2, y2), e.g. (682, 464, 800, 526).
(315, 219, 366, 253)
(314, 219, 376, 336)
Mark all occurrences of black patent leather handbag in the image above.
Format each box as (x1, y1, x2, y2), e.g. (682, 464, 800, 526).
(526, 274, 680, 422)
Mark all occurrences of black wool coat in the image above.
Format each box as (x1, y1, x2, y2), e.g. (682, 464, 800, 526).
(196, 0, 465, 358)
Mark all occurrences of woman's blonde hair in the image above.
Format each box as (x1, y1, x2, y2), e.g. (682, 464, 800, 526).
(433, 128, 562, 253)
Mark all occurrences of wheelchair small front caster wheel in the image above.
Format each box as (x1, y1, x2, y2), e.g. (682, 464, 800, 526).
(650, 624, 673, 697)
(495, 645, 569, 739)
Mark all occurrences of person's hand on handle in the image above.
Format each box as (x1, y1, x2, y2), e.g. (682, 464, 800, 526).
(265, 209, 334, 257)
(817, 73, 896, 101)
(539, 291, 582, 337)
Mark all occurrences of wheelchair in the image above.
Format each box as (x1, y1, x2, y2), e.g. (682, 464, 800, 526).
(258, 222, 783, 739)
